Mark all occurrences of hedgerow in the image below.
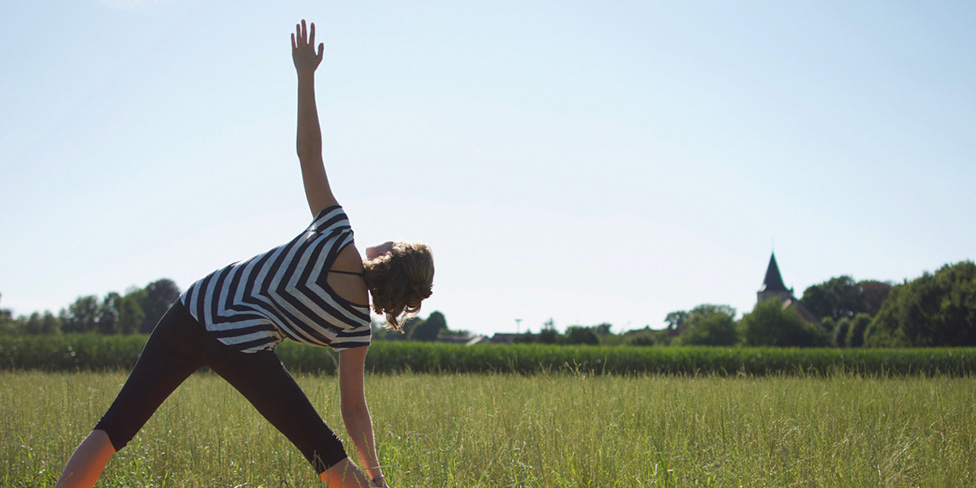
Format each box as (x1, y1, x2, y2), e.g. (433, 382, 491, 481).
(1, 334, 974, 376)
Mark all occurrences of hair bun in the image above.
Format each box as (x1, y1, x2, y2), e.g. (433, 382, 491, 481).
(363, 242, 434, 330)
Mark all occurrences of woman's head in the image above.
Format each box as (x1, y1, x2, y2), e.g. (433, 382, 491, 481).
(363, 241, 434, 330)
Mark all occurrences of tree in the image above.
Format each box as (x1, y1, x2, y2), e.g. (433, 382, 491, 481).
(740, 299, 830, 347)
(140, 279, 181, 333)
(539, 318, 558, 344)
(801, 276, 861, 321)
(118, 289, 146, 335)
(42, 311, 62, 335)
(672, 304, 738, 346)
(61, 295, 100, 333)
(24, 312, 43, 334)
(24, 311, 62, 335)
(409, 311, 446, 341)
(664, 311, 689, 333)
(423, 312, 446, 338)
(98, 292, 122, 334)
(865, 261, 976, 347)
(594, 323, 613, 336)
(688, 304, 737, 318)
(858, 280, 892, 316)
(0, 307, 15, 335)
(549, 323, 622, 346)
(514, 329, 537, 344)
(677, 313, 738, 346)
(801, 276, 893, 322)
(563, 326, 599, 345)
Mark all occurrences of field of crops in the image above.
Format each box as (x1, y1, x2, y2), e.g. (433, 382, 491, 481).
(3, 334, 976, 376)
(2, 370, 975, 487)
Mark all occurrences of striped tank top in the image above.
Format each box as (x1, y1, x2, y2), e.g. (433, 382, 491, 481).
(180, 206, 371, 353)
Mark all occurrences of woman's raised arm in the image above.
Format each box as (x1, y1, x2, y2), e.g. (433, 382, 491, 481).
(292, 19, 338, 216)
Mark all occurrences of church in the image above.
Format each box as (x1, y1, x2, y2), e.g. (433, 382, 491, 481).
(757, 253, 820, 325)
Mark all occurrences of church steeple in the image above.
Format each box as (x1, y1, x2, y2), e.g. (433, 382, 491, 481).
(758, 252, 792, 301)
(754, 251, 822, 326)
(760, 253, 788, 292)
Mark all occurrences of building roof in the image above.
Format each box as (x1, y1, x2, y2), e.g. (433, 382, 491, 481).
(759, 252, 789, 293)
(783, 298, 821, 326)
(489, 333, 518, 344)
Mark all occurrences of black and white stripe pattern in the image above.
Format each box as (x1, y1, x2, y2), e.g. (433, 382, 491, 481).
(181, 206, 371, 353)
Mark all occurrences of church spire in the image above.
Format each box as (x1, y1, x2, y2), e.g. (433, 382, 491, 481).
(759, 252, 788, 293)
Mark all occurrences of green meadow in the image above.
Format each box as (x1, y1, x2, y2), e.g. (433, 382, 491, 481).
(2, 371, 974, 487)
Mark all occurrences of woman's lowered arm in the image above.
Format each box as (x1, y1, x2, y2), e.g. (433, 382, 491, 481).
(339, 347, 386, 486)
(292, 19, 338, 217)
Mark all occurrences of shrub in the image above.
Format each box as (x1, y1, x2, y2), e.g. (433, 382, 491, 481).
(677, 313, 738, 346)
(831, 318, 849, 347)
(740, 299, 830, 347)
(846, 313, 871, 348)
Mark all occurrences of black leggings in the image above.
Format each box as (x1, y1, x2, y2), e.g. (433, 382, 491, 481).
(94, 300, 347, 473)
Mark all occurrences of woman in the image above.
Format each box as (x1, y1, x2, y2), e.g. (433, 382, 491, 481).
(54, 20, 433, 488)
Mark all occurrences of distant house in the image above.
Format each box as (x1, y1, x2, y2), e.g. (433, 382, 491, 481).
(488, 333, 518, 344)
(435, 335, 474, 345)
(443, 335, 496, 346)
(758, 252, 820, 326)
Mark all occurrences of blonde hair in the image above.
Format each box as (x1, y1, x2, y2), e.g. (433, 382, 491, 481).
(363, 242, 434, 330)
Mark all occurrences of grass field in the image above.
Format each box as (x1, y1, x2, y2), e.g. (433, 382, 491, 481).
(2, 371, 974, 487)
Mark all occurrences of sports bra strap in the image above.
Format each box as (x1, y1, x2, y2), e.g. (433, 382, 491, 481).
(329, 269, 365, 277)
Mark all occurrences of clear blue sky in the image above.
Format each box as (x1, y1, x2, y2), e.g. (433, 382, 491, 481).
(2, 0, 974, 336)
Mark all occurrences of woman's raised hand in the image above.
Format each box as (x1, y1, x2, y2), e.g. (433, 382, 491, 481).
(291, 19, 324, 75)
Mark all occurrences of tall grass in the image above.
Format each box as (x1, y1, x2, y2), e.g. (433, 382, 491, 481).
(3, 334, 976, 376)
(2, 371, 974, 487)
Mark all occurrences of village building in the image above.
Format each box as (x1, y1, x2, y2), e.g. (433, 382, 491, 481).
(758, 252, 820, 325)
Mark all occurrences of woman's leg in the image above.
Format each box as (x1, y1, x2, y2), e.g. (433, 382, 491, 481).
(199, 338, 368, 485)
(56, 301, 205, 488)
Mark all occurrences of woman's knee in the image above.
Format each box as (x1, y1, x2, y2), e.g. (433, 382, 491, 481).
(86, 430, 116, 452)
(304, 438, 349, 475)
(92, 417, 134, 452)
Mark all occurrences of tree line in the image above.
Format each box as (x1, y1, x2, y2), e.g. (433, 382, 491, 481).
(0, 279, 181, 336)
(514, 261, 976, 348)
(3, 261, 974, 348)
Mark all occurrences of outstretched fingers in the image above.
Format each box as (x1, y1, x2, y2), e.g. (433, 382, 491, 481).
(293, 20, 319, 48)
(291, 19, 324, 72)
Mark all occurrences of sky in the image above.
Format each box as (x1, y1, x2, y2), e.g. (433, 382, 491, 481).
(2, 0, 974, 337)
